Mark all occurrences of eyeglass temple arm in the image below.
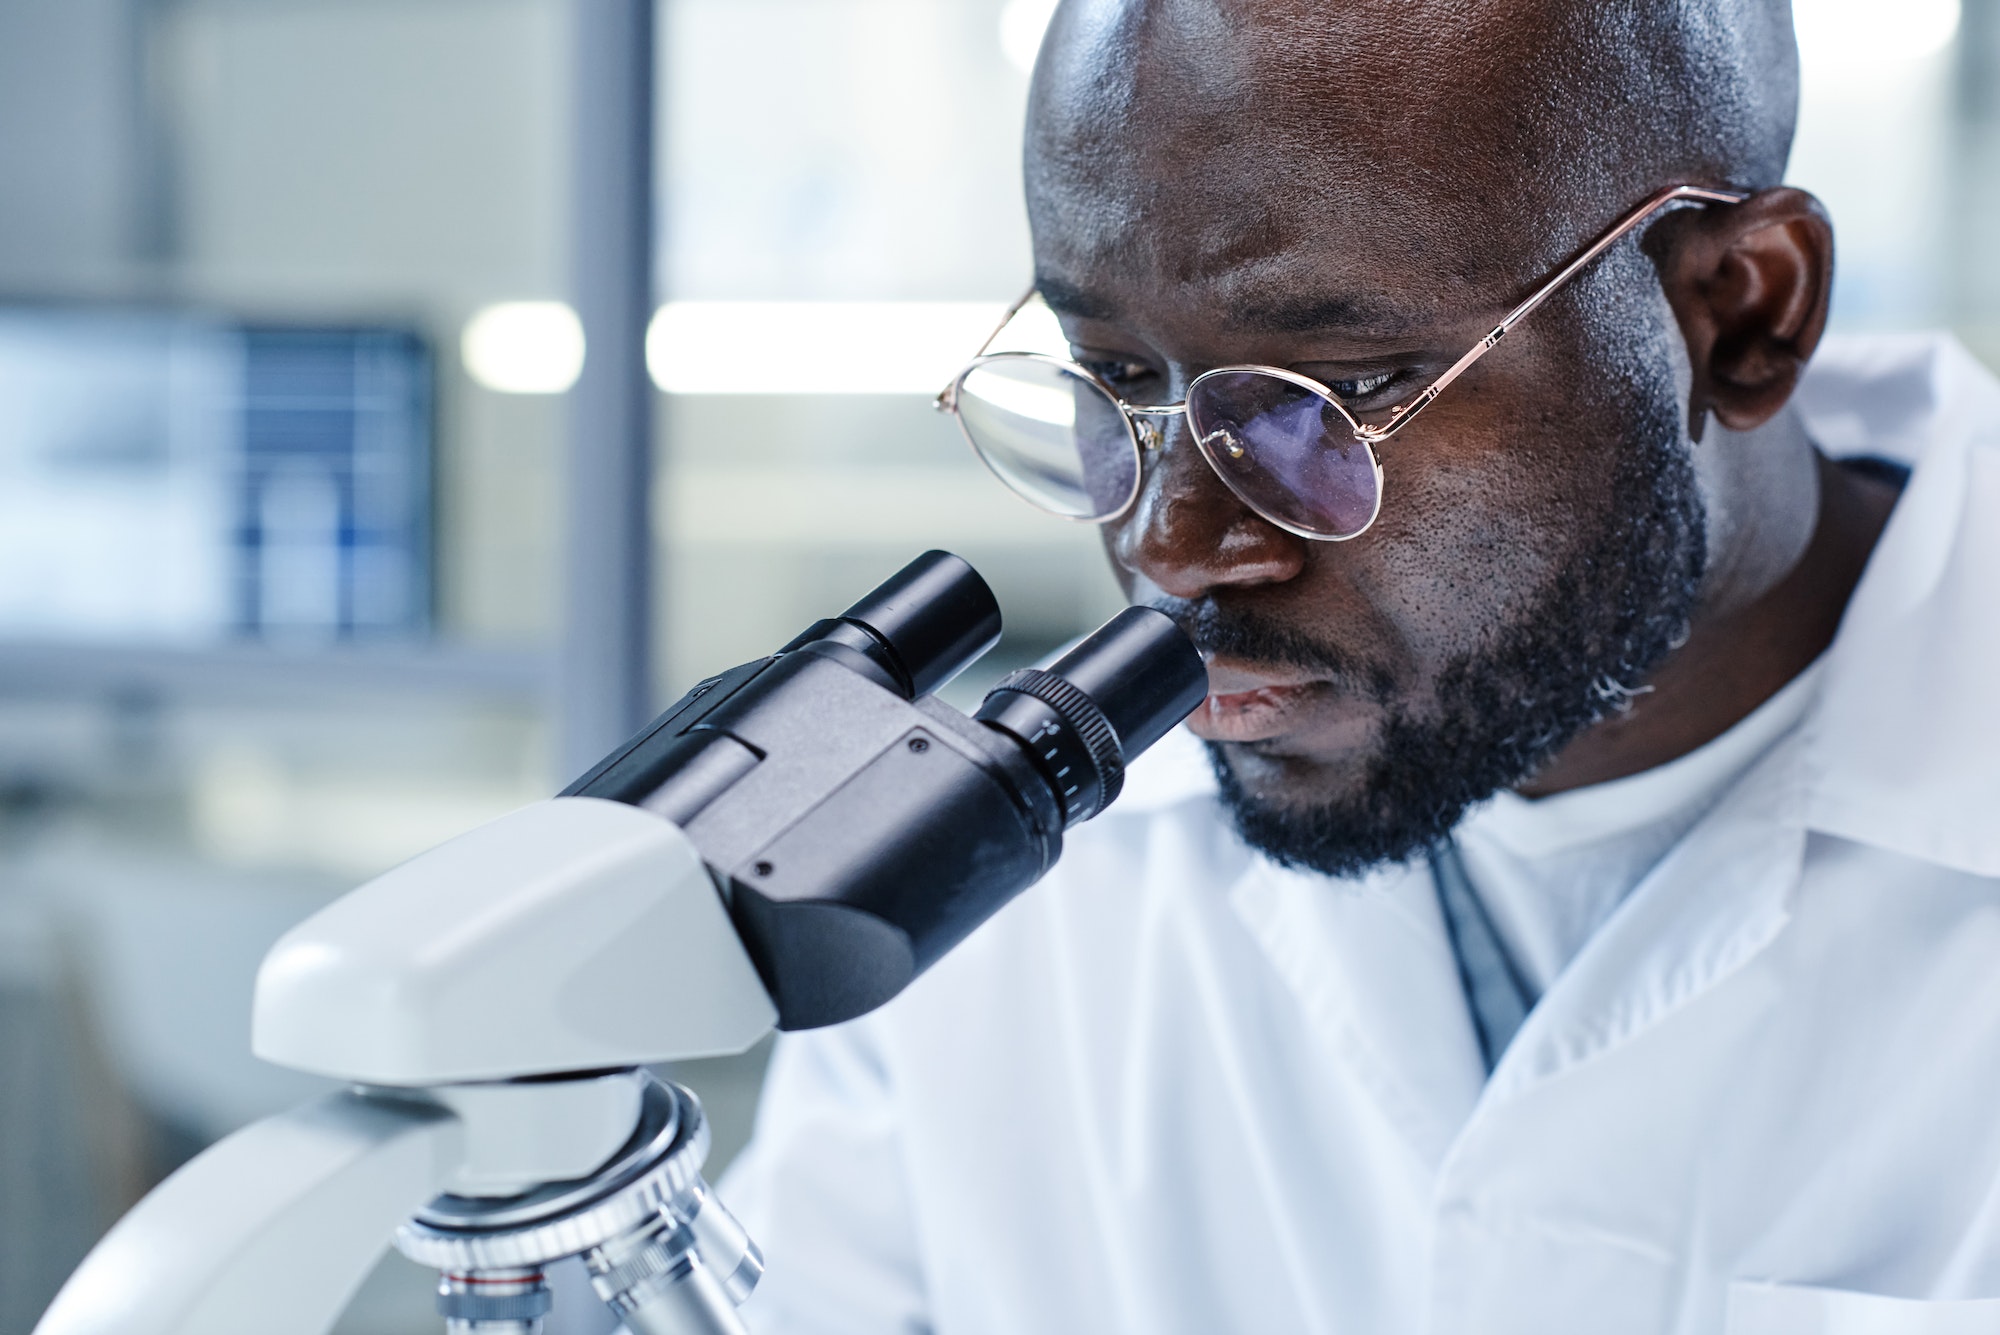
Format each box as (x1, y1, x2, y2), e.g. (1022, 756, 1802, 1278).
(1359, 184, 1751, 444)
(934, 286, 1041, 410)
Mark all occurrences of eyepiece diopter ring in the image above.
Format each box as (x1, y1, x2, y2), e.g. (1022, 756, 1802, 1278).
(980, 667, 1125, 824)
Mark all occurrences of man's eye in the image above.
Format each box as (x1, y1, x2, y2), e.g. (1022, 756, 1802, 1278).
(1326, 370, 1397, 401)
(1078, 358, 1157, 390)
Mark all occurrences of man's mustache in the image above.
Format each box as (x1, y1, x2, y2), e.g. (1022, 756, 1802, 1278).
(1147, 597, 1391, 702)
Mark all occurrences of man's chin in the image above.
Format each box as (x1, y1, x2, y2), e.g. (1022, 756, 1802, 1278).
(1201, 739, 1447, 879)
(1207, 737, 1374, 803)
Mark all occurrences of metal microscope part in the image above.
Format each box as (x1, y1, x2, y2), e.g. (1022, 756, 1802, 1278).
(582, 1210, 749, 1335)
(394, 1075, 757, 1335)
(678, 1182, 763, 1303)
(435, 1268, 551, 1335)
(397, 1077, 700, 1267)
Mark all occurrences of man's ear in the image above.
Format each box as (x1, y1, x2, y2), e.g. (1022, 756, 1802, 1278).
(1650, 187, 1834, 438)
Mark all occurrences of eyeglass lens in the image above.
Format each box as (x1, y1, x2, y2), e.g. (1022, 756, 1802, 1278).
(1185, 371, 1381, 539)
(954, 358, 1382, 540)
(954, 358, 1139, 521)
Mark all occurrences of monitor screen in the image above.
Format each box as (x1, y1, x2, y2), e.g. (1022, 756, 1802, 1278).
(0, 306, 431, 645)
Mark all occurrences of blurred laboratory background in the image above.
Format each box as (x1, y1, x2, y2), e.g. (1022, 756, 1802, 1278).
(0, 0, 1992, 1330)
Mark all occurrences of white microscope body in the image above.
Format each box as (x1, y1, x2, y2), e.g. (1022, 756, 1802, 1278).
(31, 552, 1207, 1335)
(37, 797, 778, 1335)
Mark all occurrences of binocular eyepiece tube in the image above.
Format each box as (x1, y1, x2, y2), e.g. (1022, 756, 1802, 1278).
(788, 547, 1007, 700)
(566, 550, 1208, 1031)
(782, 548, 1207, 830)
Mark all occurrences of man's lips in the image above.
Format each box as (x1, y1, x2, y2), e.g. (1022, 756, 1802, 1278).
(1202, 659, 1321, 696)
(1186, 658, 1335, 745)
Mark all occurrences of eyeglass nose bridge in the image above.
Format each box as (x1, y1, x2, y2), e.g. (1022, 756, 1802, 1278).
(1125, 402, 1181, 453)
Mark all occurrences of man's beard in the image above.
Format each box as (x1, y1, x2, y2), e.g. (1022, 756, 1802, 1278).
(1185, 383, 1707, 880)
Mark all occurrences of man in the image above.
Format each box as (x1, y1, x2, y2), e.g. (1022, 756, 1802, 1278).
(726, 1, 2000, 1329)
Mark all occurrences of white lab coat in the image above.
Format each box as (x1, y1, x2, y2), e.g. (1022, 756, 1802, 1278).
(724, 335, 2000, 1335)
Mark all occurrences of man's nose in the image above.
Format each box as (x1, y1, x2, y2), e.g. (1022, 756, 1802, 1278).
(1108, 415, 1306, 599)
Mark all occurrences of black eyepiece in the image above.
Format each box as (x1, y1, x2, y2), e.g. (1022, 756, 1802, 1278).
(1047, 606, 1209, 759)
(976, 606, 1207, 826)
(831, 550, 1003, 698)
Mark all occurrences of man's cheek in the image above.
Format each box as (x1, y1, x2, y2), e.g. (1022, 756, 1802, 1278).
(1352, 430, 1595, 670)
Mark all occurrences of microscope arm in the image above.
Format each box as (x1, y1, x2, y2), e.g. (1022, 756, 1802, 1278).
(35, 1089, 460, 1335)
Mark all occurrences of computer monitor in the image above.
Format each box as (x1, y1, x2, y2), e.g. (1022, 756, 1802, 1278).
(0, 305, 432, 645)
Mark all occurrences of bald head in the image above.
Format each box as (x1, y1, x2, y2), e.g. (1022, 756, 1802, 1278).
(1028, 0, 1798, 293)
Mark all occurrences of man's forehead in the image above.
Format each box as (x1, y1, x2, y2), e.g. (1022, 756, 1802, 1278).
(1035, 266, 1426, 343)
(1029, 141, 1488, 346)
(1025, 0, 1583, 320)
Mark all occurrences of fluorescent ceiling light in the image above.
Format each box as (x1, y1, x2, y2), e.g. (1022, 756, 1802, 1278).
(462, 302, 585, 395)
(1794, 0, 1959, 68)
(648, 302, 1011, 395)
(999, 0, 1060, 74)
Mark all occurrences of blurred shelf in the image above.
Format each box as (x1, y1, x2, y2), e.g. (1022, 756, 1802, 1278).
(0, 639, 550, 705)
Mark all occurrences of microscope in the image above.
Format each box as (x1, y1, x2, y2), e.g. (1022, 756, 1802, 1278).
(34, 551, 1207, 1335)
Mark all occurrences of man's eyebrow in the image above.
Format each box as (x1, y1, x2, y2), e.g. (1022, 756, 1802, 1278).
(1035, 275, 1120, 322)
(1036, 277, 1420, 341)
(1226, 292, 1414, 337)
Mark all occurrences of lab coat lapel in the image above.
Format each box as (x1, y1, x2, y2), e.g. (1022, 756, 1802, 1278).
(1421, 745, 1810, 1335)
(1215, 768, 1806, 1165)
(1222, 736, 1808, 1166)
(1229, 854, 1488, 1166)
(1479, 733, 1809, 1106)
(1799, 338, 2000, 878)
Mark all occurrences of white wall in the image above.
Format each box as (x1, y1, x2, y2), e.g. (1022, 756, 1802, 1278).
(0, 0, 147, 290)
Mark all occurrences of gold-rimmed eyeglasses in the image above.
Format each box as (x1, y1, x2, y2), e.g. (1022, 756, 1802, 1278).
(935, 183, 1748, 542)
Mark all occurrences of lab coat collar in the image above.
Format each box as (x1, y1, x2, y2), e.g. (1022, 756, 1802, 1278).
(1218, 731, 1815, 1152)
(1481, 332, 2000, 1101)
(1793, 334, 2000, 878)
(1110, 334, 2000, 1132)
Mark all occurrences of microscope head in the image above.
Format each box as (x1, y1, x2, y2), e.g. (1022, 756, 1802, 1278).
(253, 552, 1206, 1083)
